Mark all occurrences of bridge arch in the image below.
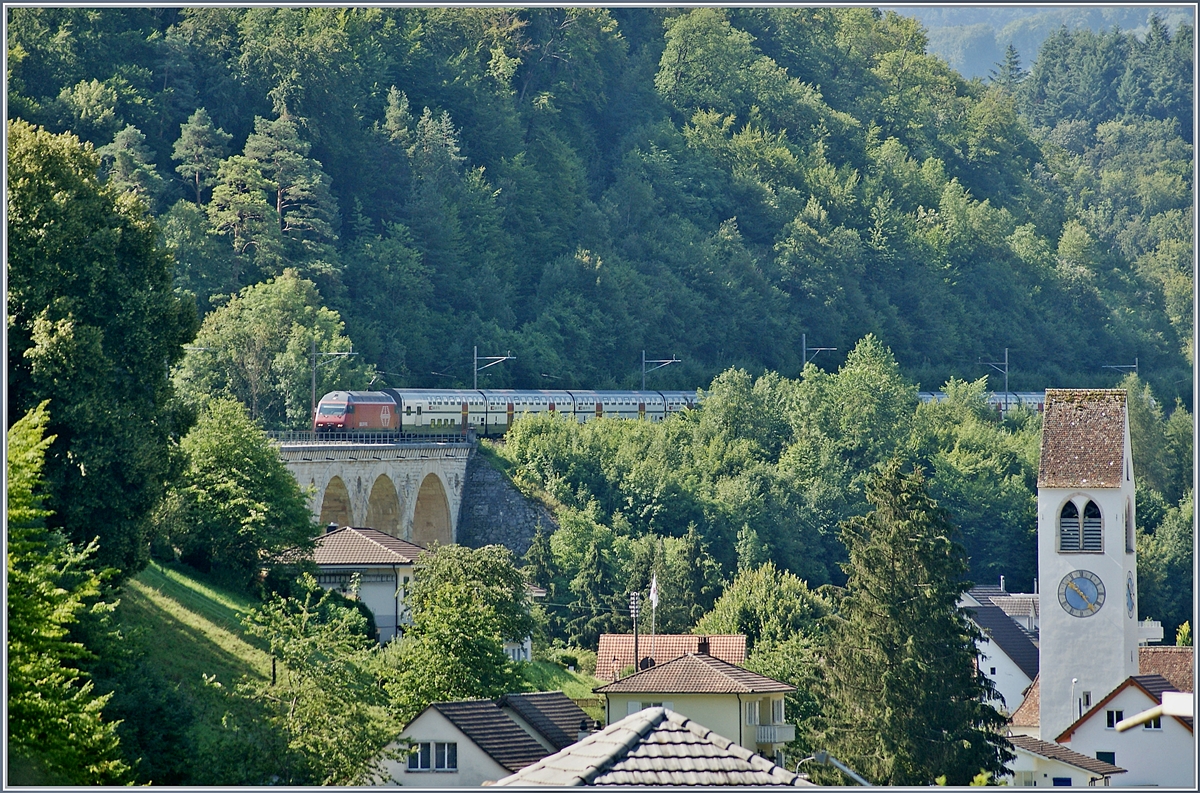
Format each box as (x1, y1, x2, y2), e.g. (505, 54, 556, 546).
(365, 474, 402, 536)
(412, 473, 452, 547)
(319, 475, 352, 528)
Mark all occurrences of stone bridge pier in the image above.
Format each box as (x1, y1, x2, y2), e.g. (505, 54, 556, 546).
(277, 441, 472, 547)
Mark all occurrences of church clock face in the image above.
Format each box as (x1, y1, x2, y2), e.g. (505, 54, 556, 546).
(1058, 570, 1105, 617)
(1126, 572, 1136, 618)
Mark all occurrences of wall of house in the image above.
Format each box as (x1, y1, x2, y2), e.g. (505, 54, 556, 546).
(456, 452, 558, 557)
(316, 565, 412, 642)
(377, 708, 514, 787)
(1061, 686, 1195, 788)
(1005, 750, 1104, 787)
(977, 636, 1033, 717)
(604, 693, 784, 754)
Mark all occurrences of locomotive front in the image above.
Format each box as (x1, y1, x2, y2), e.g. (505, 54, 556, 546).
(314, 391, 351, 432)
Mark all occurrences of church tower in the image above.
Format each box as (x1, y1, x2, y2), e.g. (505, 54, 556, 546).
(1037, 389, 1140, 744)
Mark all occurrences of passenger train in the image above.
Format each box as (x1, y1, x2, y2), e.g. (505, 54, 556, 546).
(313, 387, 1046, 438)
(314, 389, 701, 438)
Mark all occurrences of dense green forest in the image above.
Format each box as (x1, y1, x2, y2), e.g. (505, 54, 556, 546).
(8, 7, 1194, 407)
(6, 7, 1194, 785)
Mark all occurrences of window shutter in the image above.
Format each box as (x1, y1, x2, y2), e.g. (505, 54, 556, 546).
(628, 701, 641, 716)
(1082, 501, 1102, 551)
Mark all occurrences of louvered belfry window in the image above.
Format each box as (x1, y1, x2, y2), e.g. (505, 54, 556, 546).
(1082, 501, 1103, 551)
(1059, 501, 1080, 551)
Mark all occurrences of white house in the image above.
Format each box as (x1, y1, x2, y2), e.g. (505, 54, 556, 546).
(1005, 734, 1125, 787)
(962, 599, 1039, 716)
(1053, 674, 1194, 788)
(311, 526, 421, 642)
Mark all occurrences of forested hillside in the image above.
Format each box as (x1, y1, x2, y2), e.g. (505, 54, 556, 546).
(8, 7, 1193, 409)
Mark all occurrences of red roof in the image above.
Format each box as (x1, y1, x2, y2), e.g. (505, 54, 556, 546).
(1139, 646, 1193, 693)
(593, 652, 793, 695)
(1009, 673, 1040, 728)
(312, 526, 425, 566)
(1038, 389, 1127, 488)
(596, 634, 746, 681)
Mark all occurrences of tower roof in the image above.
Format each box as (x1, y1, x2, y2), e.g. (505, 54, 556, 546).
(1038, 389, 1127, 488)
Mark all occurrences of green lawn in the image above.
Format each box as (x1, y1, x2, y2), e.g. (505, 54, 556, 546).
(118, 561, 271, 686)
(521, 660, 607, 722)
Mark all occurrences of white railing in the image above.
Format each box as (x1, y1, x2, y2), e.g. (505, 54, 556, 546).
(756, 723, 795, 745)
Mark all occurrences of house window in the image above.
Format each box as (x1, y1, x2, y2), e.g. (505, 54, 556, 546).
(1106, 710, 1124, 729)
(1096, 751, 1116, 766)
(990, 667, 997, 675)
(1125, 500, 1135, 553)
(1014, 770, 1036, 787)
(772, 699, 785, 724)
(1082, 692, 1091, 709)
(1082, 502, 1102, 551)
(408, 742, 457, 772)
(1143, 716, 1162, 730)
(746, 701, 760, 725)
(1051, 778, 1072, 786)
(1059, 502, 1080, 551)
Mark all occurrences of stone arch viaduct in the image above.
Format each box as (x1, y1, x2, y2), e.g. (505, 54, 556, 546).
(277, 441, 471, 547)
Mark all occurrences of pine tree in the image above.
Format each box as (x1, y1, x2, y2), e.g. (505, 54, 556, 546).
(989, 44, 1024, 91)
(98, 124, 165, 206)
(814, 457, 1012, 786)
(567, 540, 618, 647)
(172, 108, 233, 205)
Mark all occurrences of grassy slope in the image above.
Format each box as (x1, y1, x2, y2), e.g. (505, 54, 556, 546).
(118, 561, 270, 686)
(521, 660, 607, 722)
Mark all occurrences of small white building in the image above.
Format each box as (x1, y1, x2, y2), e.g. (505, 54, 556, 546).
(312, 526, 421, 642)
(1053, 674, 1195, 788)
(962, 598, 1039, 716)
(1005, 734, 1125, 787)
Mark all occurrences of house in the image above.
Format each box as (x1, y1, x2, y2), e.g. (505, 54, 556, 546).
(311, 526, 423, 642)
(1053, 674, 1194, 787)
(965, 601, 1040, 716)
(592, 642, 795, 764)
(504, 585, 546, 662)
(1138, 645, 1194, 692)
(596, 633, 746, 681)
(496, 691, 595, 753)
(1005, 734, 1126, 787)
(492, 706, 815, 786)
(1009, 674, 1042, 739)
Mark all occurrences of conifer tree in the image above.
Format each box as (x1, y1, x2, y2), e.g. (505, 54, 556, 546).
(814, 457, 1012, 786)
(98, 124, 165, 206)
(172, 108, 233, 205)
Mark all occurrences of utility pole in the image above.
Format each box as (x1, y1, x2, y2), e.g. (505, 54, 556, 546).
(629, 591, 641, 675)
(801, 333, 836, 368)
(311, 338, 358, 421)
(641, 351, 681, 391)
(474, 346, 515, 390)
(1102, 358, 1138, 377)
(979, 347, 1010, 414)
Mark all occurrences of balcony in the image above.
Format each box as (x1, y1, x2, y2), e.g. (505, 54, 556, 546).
(756, 723, 796, 745)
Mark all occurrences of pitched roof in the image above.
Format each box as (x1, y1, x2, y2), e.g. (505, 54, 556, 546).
(492, 707, 815, 786)
(498, 691, 593, 752)
(596, 635, 746, 681)
(1009, 674, 1040, 728)
(1037, 389, 1127, 488)
(1008, 735, 1125, 777)
(428, 700, 550, 772)
(1139, 646, 1194, 693)
(1055, 674, 1194, 742)
(593, 653, 793, 695)
(312, 526, 425, 566)
(966, 603, 1040, 681)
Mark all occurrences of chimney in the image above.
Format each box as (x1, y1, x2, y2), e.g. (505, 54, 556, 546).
(326, 522, 338, 534)
(1000, 575, 1005, 592)
(577, 718, 600, 742)
(697, 636, 710, 656)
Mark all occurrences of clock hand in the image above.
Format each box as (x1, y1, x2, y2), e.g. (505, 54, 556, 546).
(1067, 579, 1097, 611)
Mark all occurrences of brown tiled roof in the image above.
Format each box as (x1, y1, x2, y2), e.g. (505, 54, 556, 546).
(430, 700, 550, 772)
(1009, 674, 1039, 727)
(596, 635, 746, 681)
(492, 707, 815, 786)
(498, 691, 592, 752)
(312, 526, 424, 566)
(1056, 674, 1194, 742)
(1037, 389, 1127, 488)
(1139, 646, 1194, 693)
(593, 653, 793, 695)
(1008, 735, 1125, 776)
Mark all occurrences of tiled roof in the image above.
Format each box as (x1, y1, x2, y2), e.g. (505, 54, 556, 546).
(967, 603, 1040, 681)
(596, 635, 745, 681)
(594, 653, 793, 695)
(1038, 389, 1127, 488)
(1008, 735, 1125, 776)
(1139, 646, 1194, 693)
(492, 707, 815, 786)
(312, 526, 425, 566)
(1009, 674, 1039, 728)
(1056, 674, 1194, 741)
(430, 700, 550, 772)
(498, 691, 592, 752)
(990, 594, 1039, 619)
